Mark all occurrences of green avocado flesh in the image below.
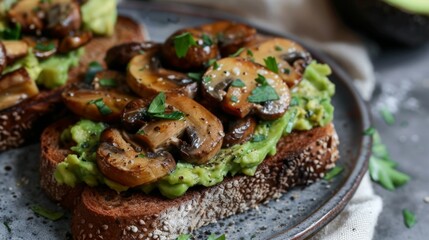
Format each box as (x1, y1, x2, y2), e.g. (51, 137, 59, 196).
(383, 0, 429, 15)
(54, 61, 335, 199)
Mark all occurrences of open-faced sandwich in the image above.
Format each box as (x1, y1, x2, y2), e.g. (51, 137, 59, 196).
(39, 21, 339, 239)
(0, 0, 144, 152)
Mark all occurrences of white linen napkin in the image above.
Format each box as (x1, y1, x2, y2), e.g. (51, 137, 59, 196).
(161, 0, 383, 239)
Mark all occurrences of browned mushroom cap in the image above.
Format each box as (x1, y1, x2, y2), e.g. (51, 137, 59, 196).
(0, 68, 39, 111)
(161, 29, 219, 71)
(222, 116, 256, 148)
(105, 42, 160, 71)
(45, 1, 82, 38)
(62, 86, 136, 123)
(202, 57, 290, 120)
(240, 38, 312, 87)
(127, 50, 198, 98)
(8, 0, 45, 35)
(201, 21, 256, 57)
(92, 70, 131, 93)
(96, 128, 176, 187)
(57, 31, 92, 53)
(0, 43, 7, 74)
(1, 40, 29, 63)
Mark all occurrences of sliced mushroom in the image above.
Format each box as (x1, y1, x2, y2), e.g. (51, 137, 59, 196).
(0, 43, 6, 74)
(1, 40, 29, 63)
(96, 128, 176, 187)
(92, 70, 131, 93)
(58, 31, 92, 53)
(8, 0, 45, 35)
(201, 21, 256, 57)
(127, 50, 198, 98)
(0, 68, 39, 111)
(45, 2, 82, 38)
(162, 29, 219, 71)
(62, 86, 136, 122)
(240, 38, 312, 87)
(202, 57, 290, 120)
(105, 42, 160, 71)
(222, 116, 256, 148)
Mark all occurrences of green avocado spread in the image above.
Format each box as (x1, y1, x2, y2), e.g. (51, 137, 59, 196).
(54, 61, 335, 199)
(383, 0, 429, 15)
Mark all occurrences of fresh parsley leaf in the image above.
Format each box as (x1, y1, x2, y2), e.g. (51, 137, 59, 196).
(174, 32, 197, 58)
(206, 58, 217, 67)
(324, 166, 343, 180)
(31, 205, 64, 221)
(230, 47, 244, 57)
(3, 221, 11, 233)
(248, 85, 279, 103)
(176, 234, 191, 240)
(202, 34, 213, 46)
(137, 129, 145, 135)
(275, 45, 283, 51)
(247, 49, 254, 57)
(148, 92, 166, 114)
(290, 96, 299, 107)
(403, 209, 416, 228)
(151, 111, 185, 120)
(213, 61, 220, 70)
(251, 134, 266, 142)
(35, 42, 56, 51)
(231, 79, 245, 88)
(230, 95, 238, 103)
(0, 23, 21, 40)
(137, 153, 146, 158)
(264, 56, 279, 74)
(88, 98, 112, 115)
(188, 72, 202, 81)
(380, 107, 395, 125)
(255, 74, 268, 85)
(207, 233, 226, 240)
(85, 61, 103, 83)
(203, 76, 212, 83)
(282, 68, 291, 74)
(363, 127, 376, 136)
(99, 78, 117, 87)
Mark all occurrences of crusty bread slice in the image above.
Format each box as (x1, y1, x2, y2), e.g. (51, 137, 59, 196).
(40, 118, 339, 240)
(0, 16, 145, 152)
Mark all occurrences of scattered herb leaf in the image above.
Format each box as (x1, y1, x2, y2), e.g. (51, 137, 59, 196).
(176, 234, 191, 240)
(174, 32, 197, 58)
(275, 45, 283, 51)
(403, 209, 416, 228)
(213, 61, 219, 70)
(0, 23, 21, 40)
(202, 34, 213, 46)
(203, 76, 212, 83)
(251, 134, 266, 142)
(231, 79, 245, 88)
(148, 92, 166, 114)
(380, 107, 395, 125)
(151, 111, 185, 120)
(264, 56, 279, 73)
(187, 72, 202, 81)
(290, 96, 299, 107)
(282, 68, 291, 74)
(230, 95, 238, 103)
(31, 205, 64, 221)
(324, 166, 343, 180)
(230, 47, 244, 57)
(206, 58, 217, 67)
(138, 153, 146, 158)
(137, 129, 145, 135)
(247, 49, 254, 57)
(99, 78, 117, 87)
(88, 98, 112, 115)
(255, 74, 268, 85)
(85, 61, 103, 83)
(207, 233, 226, 240)
(35, 42, 56, 51)
(248, 85, 279, 103)
(363, 127, 376, 136)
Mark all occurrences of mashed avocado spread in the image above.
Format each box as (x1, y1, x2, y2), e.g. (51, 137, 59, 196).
(1, 0, 117, 89)
(54, 61, 335, 199)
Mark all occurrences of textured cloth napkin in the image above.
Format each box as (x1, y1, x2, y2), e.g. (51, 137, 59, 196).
(163, 0, 383, 239)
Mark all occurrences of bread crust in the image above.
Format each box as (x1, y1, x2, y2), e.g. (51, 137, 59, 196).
(40, 118, 339, 240)
(0, 16, 145, 152)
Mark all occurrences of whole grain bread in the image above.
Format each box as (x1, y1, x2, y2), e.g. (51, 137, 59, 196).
(0, 16, 145, 152)
(40, 118, 339, 240)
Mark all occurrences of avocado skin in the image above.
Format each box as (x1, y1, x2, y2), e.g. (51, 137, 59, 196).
(332, 0, 429, 46)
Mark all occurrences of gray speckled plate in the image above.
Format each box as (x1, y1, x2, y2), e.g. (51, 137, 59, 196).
(0, 1, 371, 239)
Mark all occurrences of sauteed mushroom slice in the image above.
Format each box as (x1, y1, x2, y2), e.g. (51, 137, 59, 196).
(45, 1, 82, 38)
(202, 57, 290, 120)
(1, 40, 29, 63)
(58, 31, 92, 53)
(62, 87, 136, 122)
(222, 116, 256, 148)
(97, 128, 176, 187)
(92, 70, 131, 93)
(127, 50, 198, 98)
(8, 0, 45, 35)
(240, 38, 312, 87)
(105, 42, 160, 71)
(0, 68, 39, 111)
(162, 29, 219, 71)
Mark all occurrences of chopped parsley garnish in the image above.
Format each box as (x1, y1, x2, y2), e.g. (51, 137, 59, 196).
(85, 61, 103, 83)
(282, 68, 291, 74)
(99, 78, 117, 87)
(0, 23, 21, 40)
(213, 61, 220, 70)
(151, 111, 185, 120)
(173, 32, 197, 58)
(147, 92, 185, 120)
(403, 209, 416, 228)
(230, 95, 239, 103)
(88, 98, 112, 115)
(290, 96, 299, 106)
(324, 166, 343, 180)
(176, 234, 191, 240)
(138, 153, 146, 158)
(202, 33, 213, 46)
(34, 42, 56, 51)
(137, 129, 145, 135)
(247, 49, 254, 57)
(207, 233, 226, 240)
(251, 134, 266, 142)
(203, 76, 212, 83)
(187, 72, 202, 81)
(363, 127, 376, 136)
(264, 56, 279, 74)
(380, 107, 395, 125)
(230, 47, 245, 57)
(206, 58, 217, 67)
(231, 79, 245, 87)
(275, 45, 283, 51)
(248, 74, 279, 103)
(31, 205, 64, 221)
(3, 221, 11, 233)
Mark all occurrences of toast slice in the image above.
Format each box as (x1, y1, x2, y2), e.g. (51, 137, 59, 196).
(0, 16, 145, 152)
(40, 118, 339, 239)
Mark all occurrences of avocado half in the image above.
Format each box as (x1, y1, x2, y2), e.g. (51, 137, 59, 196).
(332, 0, 429, 46)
